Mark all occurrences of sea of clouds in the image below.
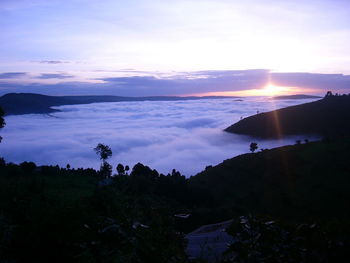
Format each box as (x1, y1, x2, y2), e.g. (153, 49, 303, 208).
(0, 97, 318, 176)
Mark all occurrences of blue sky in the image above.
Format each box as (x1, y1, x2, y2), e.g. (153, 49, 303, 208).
(0, 0, 350, 95)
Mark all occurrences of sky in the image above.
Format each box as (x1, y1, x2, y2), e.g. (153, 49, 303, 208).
(0, 0, 350, 96)
(0, 97, 319, 176)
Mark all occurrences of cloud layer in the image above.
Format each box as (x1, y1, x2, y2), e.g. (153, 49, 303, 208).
(0, 70, 350, 96)
(0, 97, 319, 176)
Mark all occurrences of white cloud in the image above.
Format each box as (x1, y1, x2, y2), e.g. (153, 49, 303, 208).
(0, 97, 319, 176)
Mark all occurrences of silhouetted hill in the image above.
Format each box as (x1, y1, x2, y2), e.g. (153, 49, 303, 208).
(225, 95, 350, 138)
(1, 138, 349, 262)
(190, 137, 350, 220)
(271, 94, 321, 100)
(0, 93, 237, 115)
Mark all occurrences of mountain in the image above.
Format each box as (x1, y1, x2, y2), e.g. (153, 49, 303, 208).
(271, 94, 321, 100)
(225, 94, 350, 138)
(0, 93, 237, 115)
(190, 137, 350, 220)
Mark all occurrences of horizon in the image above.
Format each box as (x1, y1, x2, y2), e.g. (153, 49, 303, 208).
(0, 90, 324, 98)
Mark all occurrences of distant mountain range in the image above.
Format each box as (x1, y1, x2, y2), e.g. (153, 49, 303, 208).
(0, 93, 238, 115)
(271, 94, 321, 100)
(225, 94, 350, 138)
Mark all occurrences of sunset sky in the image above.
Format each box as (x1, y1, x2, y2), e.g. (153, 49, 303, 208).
(1, 0, 350, 96)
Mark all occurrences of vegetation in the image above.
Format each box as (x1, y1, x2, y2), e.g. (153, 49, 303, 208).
(94, 143, 113, 178)
(249, 142, 258, 153)
(0, 163, 188, 263)
(0, 136, 349, 262)
(223, 215, 348, 263)
(225, 93, 350, 138)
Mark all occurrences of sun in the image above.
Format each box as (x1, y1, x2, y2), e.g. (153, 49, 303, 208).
(260, 84, 291, 97)
(188, 83, 307, 97)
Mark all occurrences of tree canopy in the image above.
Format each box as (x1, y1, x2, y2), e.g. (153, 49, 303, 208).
(94, 143, 112, 161)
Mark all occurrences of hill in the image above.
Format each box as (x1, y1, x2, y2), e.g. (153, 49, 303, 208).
(225, 94, 350, 138)
(189, 137, 350, 221)
(1, 138, 349, 262)
(0, 93, 237, 115)
(271, 94, 321, 100)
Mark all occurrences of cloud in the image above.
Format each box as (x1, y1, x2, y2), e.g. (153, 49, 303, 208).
(38, 73, 74, 79)
(0, 70, 350, 96)
(0, 97, 319, 176)
(98, 69, 269, 95)
(38, 60, 69, 64)
(271, 72, 350, 93)
(0, 72, 27, 79)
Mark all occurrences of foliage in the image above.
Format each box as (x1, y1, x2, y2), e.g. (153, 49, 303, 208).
(249, 142, 258, 153)
(0, 162, 187, 263)
(94, 143, 112, 161)
(1, 137, 350, 262)
(116, 163, 125, 175)
(192, 137, 350, 221)
(94, 143, 113, 178)
(225, 94, 350, 138)
(223, 215, 348, 263)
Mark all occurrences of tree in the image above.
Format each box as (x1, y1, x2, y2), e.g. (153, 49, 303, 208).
(94, 143, 113, 178)
(116, 163, 125, 175)
(20, 161, 37, 174)
(250, 142, 258, 153)
(94, 143, 112, 161)
(325, 91, 333, 98)
(100, 162, 112, 178)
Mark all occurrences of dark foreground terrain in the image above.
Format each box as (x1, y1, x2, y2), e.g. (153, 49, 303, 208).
(225, 93, 350, 138)
(0, 137, 349, 262)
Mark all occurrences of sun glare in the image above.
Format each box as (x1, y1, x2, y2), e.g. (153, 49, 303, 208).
(260, 84, 291, 96)
(193, 83, 301, 97)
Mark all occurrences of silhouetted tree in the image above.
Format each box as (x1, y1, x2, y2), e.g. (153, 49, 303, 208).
(325, 91, 333, 98)
(20, 161, 37, 174)
(100, 162, 112, 178)
(94, 143, 112, 161)
(94, 143, 113, 178)
(116, 163, 125, 175)
(250, 142, 258, 153)
(172, 169, 181, 177)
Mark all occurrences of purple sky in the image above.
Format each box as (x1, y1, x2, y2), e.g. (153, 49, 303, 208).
(1, 0, 350, 96)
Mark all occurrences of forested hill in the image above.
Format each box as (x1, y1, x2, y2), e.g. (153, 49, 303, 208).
(271, 94, 321, 100)
(225, 94, 350, 138)
(1, 137, 350, 261)
(0, 93, 236, 115)
(190, 137, 350, 220)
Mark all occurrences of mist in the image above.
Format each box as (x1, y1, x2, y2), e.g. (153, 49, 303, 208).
(0, 97, 318, 176)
